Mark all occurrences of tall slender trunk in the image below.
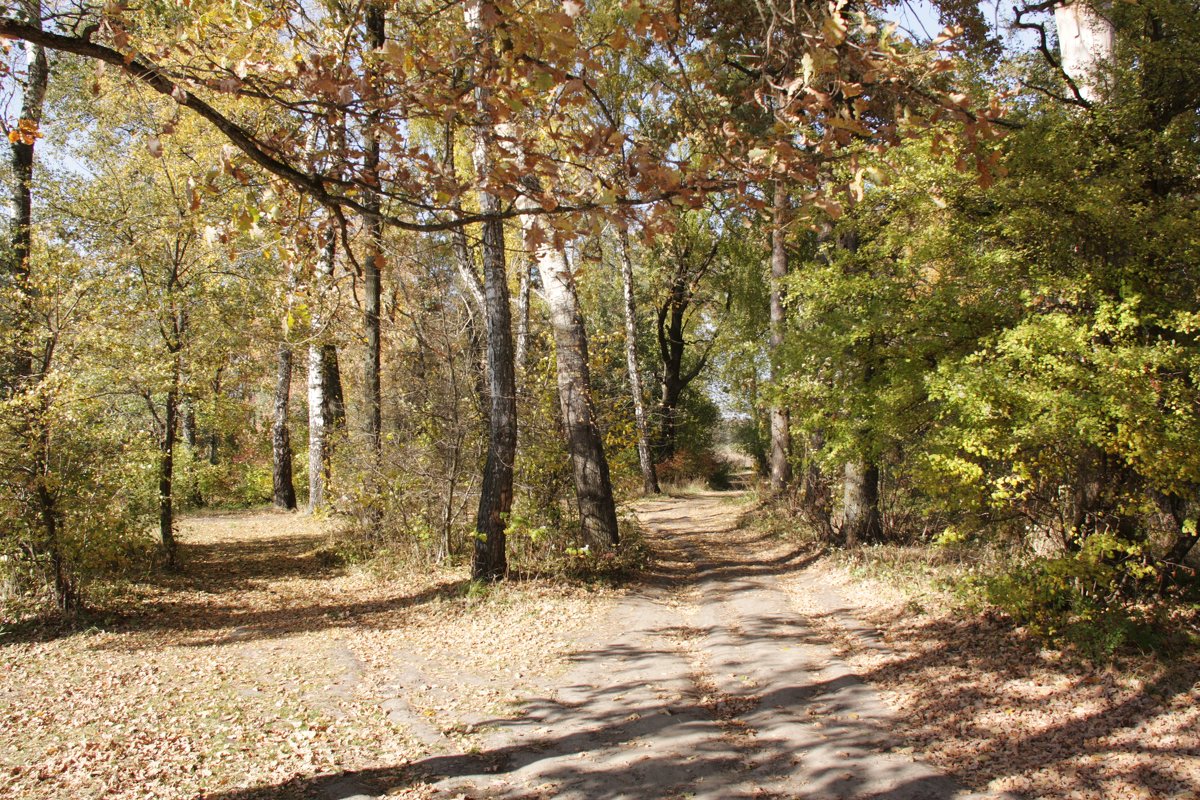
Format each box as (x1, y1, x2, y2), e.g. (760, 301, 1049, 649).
(272, 343, 297, 510)
(361, 2, 385, 450)
(769, 182, 792, 493)
(445, 123, 490, 418)
(182, 398, 197, 448)
(656, 282, 686, 461)
(515, 258, 532, 373)
(521, 192, 619, 546)
(308, 231, 337, 512)
(465, 0, 517, 580)
(620, 231, 659, 494)
(159, 382, 179, 566)
(207, 367, 222, 466)
(6, 12, 66, 609)
(7, 16, 47, 387)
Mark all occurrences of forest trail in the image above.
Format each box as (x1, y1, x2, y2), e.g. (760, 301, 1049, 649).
(413, 490, 995, 800)
(2, 494, 1006, 800)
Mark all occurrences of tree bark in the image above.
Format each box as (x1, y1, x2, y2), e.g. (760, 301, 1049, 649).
(465, 0, 517, 580)
(656, 282, 687, 461)
(842, 459, 882, 546)
(444, 122, 491, 419)
(521, 190, 619, 547)
(515, 257, 532, 373)
(361, 2, 385, 451)
(619, 231, 659, 494)
(1054, 1, 1115, 103)
(6, 14, 47, 387)
(4, 5, 67, 609)
(654, 240, 718, 461)
(272, 343, 297, 510)
(159, 383, 179, 566)
(308, 231, 337, 512)
(769, 182, 792, 493)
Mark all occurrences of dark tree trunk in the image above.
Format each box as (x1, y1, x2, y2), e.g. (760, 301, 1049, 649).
(322, 344, 345, 431)
(5, 11, 66, 609)
(6, 15, 47, 388)
(1159, 495, 1199, 594)
(182, 398, 197, 448)
(654, 241, 718, 462)
(656, 287, 687, 461)
(768, 182, 792, 493)
(159, 385, 179, 566)
(207, 367, 222, 466)
(472, 203, 516, 579)
(842, 460, 881, 546)
(272, 343, 297, 510)
(361, 2, 385, 451)
(800, 431, 834, 541)
(619, 231, 659, 495)
(465, 0, 517, 580)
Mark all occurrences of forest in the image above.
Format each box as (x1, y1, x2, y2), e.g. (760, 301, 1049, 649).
(1, 0, 1198, 798)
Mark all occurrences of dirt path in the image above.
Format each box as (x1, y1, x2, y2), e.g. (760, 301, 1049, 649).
(3, 493, 1010, 800)
(408, 491, 996, 800)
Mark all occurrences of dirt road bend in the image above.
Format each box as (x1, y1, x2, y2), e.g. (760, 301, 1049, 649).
(416, 490, 997, 800)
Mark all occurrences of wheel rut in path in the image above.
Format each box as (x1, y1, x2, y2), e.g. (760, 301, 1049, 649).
(418, 490, 995, 800)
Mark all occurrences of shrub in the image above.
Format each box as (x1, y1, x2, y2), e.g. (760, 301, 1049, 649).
(971, 532, 1161, 658)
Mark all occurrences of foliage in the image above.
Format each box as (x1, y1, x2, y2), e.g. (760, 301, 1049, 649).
(964, 533, 1163, 658)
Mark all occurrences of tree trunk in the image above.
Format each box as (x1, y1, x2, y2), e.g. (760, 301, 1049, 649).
(768, 182, 792, 493)
(272, 343, 297, 510)
(361, 2, 385, 451)
(1054, 1, 1115, 103)
(656, 287, 687, 461)
(182, 398, 197, 448)
(6, 17, 47, 387)
(6, 16, 67, 610)
(653, 242, 719, 461)
(521, 193, 619, 547)
(842, 459, 882, 546)
(465, 0, 517, 580)
(308, 231, 337, 512)
(515, 258, 532, 373)
(444, 125, 490, 420)
(207, 367, 222, 466)
(619, 231, 659, 495)
(800, 430, 834, 540)
(159, 383, 179, 566)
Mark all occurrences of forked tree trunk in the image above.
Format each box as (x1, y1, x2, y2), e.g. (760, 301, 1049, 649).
(768, 182, 792, 493)
(465, 0, 517, 580)
(272, 343, 297, 510)
(619, 231, 659, 494)
(520, 187, 619, 547)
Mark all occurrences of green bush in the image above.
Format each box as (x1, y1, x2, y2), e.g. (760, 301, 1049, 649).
(972, 532, 1161, 658)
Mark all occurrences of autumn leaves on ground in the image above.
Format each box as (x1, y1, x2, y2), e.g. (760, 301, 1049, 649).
(4, 493, 1197, 800)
